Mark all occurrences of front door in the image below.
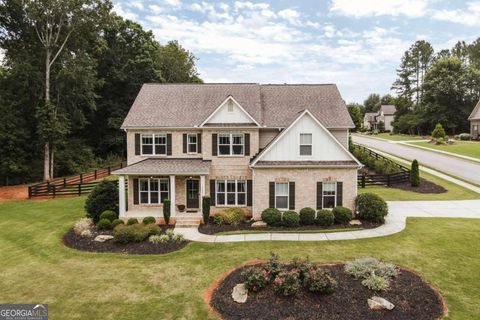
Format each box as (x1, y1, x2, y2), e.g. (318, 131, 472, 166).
(186, 179, 199, 209)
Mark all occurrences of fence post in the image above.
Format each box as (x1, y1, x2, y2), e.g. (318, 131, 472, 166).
(120, 162, 123, 168)
(108, 166, 111, 175)
(80, 173, 83, 184)
(52, 185, 56, 198)
(63, 178, 67, 187)
(361, 174, 366, 188)
(78, 184, 81, 196)
(28, 186, 32, 198)
(387, 174, 390, 187)
(47, 181, 50, 193)
(94, 169, 97, 180)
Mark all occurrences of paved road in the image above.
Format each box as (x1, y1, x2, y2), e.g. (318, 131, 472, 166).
(352, 135, 480, 185)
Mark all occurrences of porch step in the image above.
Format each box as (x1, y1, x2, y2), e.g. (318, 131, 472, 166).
(175, 215, 202, 228)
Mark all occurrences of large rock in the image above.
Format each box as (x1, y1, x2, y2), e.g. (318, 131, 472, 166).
(94, 235, 114, 242)
(368, 296, 395, 311)
(349, 219, 362, 226)
(251, 221, 267, 228)
(232, 283, 248, 303)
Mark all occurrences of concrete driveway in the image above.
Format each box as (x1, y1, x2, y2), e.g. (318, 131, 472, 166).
(353, 135, 480, 185)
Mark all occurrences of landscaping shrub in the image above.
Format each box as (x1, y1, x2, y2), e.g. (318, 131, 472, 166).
(84, 180, 118, 222)
(303, 267, 337, 294)
(73, 218, 93, 236)
(291, 257, 312, 280)
(315, 209, 334, 226)
(97, 218, 112, 230)
(165, 228, 175, 238)
(261, 208, 282, 226)
(355, 193, 388, 223)
(142, 216, 156, 224)
(264, 253, 283, 278)
(99, 210, 117, 222)
(458, 133, 471, 140)
(345, 257, 398, 291)
(163, 199, 171, 225)
(273, 270, 301, 296)
(299, 207, 316, 225)
(332, 206, 352, 224)
(202, 196, 211, 224)
(282, 210, 300, 227)
(411, 159, 420, 187)
(127, 218, 138, 225)
(149, 234, 160, 244)
(213, 208, 246, 226)
(432, 123, 446, 139)
(361, 275, 390, 291)
(111, 219, 124, 228)
(172, 233, 185, 242)
(158, 234, 170, 243)
(113, 223, 160, 244)
(242, 267, 271, 292)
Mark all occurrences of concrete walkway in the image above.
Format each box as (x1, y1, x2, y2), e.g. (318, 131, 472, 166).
(174, 200, 480, 243)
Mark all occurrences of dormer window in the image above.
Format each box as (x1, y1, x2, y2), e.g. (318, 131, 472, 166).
(299, 133, 312, 156)
(227, 100, 234, 112)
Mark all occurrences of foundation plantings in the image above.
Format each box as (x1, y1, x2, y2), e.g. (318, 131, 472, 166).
(209, 254, 445, 320)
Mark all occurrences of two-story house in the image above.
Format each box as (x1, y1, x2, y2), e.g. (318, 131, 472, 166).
(363, 105, 396, 131)
(113, 83, 362, 222)
(469, 100, 480, 140)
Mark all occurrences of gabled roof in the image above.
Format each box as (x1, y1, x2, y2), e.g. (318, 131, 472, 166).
(199, 95, 260, 127)
(250, 109, 362, 168)
(121, 83, 354, 129)
(469, 100, 480, 120)
(380, 105, 396, 115)
(364, 112, 378, 121)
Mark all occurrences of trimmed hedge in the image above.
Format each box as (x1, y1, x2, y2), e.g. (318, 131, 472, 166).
(332, 206, 352, 224)
(97, 218, 112, 230)
(355, 193, 388, 223)
(127, 218, 138, 225)
(299, 207, 316, 225)
(316, 209, 334, 226)
(99, 210, 117, 222)
(142, 216, 156, 224)
(112, 219, 124, 228)
(113, 223, 160, 244)
(213, 208, 246, 226)
(261, 208, 282, 226)
(84, 180, 118, 222)
(282, 211, 300, 227)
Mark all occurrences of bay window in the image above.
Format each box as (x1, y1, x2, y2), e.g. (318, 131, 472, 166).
(216, 180, 246, 206)
(139, 178, 169, 204)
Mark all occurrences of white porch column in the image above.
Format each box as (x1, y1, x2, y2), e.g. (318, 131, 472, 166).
(200, 175, 206, 213)
(170, 175, 176, 217)
(118, 175, 126, 218)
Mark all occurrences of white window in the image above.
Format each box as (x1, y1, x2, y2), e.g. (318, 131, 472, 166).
(216, 180, 247, 206)
(141, 133, 166, 155)
(299, 133, 312, 156)
(187, 134, 197, 153)
(322, 181, 336, 209)
(139, 178, 169, 204)
(275, 182, 289, 210)
(218, 133, 244, 156)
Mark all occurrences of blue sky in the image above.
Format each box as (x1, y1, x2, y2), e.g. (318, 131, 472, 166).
(111, 0, 480, 102)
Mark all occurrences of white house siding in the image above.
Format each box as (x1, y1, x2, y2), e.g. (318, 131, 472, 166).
(384, 115, 394, 131)
(260, 113, 353, 162)
(205, 98, 256, 124)
(329, 129, 349, 149)
(471, 120, 480, 139)
(252, 167, 357, 220)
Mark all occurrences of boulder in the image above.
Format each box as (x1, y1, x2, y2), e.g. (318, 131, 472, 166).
(232, 283, 248, 303)
(94, 235, 114, 242)
(251, 221, 267, 228)
(368, 296, 395, 311)
(349, 219, 362, 226)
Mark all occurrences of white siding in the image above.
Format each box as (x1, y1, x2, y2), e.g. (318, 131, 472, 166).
(384, 115, 394, 131)
(259, 129, 280, 149)
(206, 98, 255, 124)
(329, 129, 349, 149)
(261, 113, 353, 161)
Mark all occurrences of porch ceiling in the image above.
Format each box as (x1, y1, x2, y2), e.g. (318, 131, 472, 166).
(112, 158, 211, 175)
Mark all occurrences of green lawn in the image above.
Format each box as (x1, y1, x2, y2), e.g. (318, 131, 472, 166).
(359, 170, 479, 201)
(216, 227, 364, 235)
(408, 141, 480, 160)
(0, 197, 479, 319)
(356, 132, 425, 141)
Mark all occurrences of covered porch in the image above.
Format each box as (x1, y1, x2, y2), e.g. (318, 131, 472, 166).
(113, 158, 211, 222)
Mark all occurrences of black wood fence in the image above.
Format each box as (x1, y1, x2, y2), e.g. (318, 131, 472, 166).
(352, 144, 411, 188)
(28, 163, 125, 198)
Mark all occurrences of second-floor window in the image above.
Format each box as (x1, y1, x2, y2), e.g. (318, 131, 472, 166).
(142, 134, 166, 155)
(299, 133, 312, 156)
(188, 134, 197, 153)
(218, 133, 244, 156)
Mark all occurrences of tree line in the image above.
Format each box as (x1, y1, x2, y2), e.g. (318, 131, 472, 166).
(0, 0, 201, 186)
(348, 39, 480, 135)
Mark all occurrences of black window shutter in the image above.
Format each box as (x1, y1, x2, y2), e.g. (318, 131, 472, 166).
(198, 133, 202, 153)
(289, 182, 295, 210)
(135, 134, 140, 155)
(133, 178, 139, 204)
(316, 182, 323, 209)
(336, 182, 343, 206)
(212, 133, 218, 156)
(245, 133, 250, 156)
(210, 179, 216, 205)
(167, 134, 172, 155)
(247, 180, 253, 206)
(183, 134, 187, 153)
(269, 182, 275, 208)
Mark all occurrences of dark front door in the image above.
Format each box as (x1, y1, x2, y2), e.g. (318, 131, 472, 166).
(186, 179, 199, 209)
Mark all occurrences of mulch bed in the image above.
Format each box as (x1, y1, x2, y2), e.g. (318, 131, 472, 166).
(210, 263, 446, 320)
(199, 219, 382, 235)
(389, 178, 447, 194)
(63, 226, 189, 255)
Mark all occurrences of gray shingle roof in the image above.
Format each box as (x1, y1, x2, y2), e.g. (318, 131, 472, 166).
(254, 160, 359, 167)
(121, 83, 354, 129)
(380, 105, 396, 115)
(112, 158, 211, 175)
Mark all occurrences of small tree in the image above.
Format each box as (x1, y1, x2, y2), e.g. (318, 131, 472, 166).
(163, 199, 171, 225)
(410, 159, 420, 187)
(202, 196, 211, 224)
(85, 180, 118, 222)
(432, 123, 446, 139)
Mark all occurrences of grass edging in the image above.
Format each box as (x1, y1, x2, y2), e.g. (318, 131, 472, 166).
(215, 227, 365, 235)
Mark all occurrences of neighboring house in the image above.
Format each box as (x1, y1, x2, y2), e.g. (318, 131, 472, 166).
(469, 100, 480, 140)
(362, 105, 396, 131)
(113, 83, 362, 221)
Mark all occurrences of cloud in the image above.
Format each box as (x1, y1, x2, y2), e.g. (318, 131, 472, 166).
(330, 0, 428, 18)
(278, 8, 301, 25)
(164, 0, 181, 7)
(112, 3, 138, 20)
(431, 1, 480, 26)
